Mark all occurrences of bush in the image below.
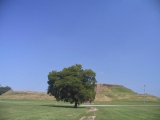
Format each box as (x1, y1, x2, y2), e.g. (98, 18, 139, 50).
(0, 86, 12, 95)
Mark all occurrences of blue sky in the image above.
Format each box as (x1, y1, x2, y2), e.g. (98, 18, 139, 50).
(0, 0, 160, 97)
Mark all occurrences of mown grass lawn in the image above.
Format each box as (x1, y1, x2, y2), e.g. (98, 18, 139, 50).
(0, 99, 87, 120)
(0, 99, 160, 120)
(96, 106, 160, 120)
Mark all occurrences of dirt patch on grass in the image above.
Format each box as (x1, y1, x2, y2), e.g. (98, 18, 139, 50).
(80, 107, 97, 120)
(80, 116, 96, 120)
(86, 107, 98, 113)
(79, 116, 96, 120)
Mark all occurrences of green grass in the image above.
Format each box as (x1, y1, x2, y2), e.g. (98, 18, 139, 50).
(96, 106, 160, 120)
(108, 85, 136, 94)
(97, 84, 160, 102)
(0, 99, 88, 120)
(0, 99, 160, 120)
(1, 87, 160, 120)
(95, 100, 160, 105)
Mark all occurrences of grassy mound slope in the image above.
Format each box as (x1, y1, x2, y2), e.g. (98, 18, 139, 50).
(0, 90, 54, 100)
(95, 84, 160, 102)
(0, 84, 159, 102)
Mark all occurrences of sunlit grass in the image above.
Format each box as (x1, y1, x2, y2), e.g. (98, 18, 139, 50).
(0, 87, 160, 120)
(0, 99, 160, 120)
(0, 99, 87, 120)
(96, 85, 160, 102)
(96, 106, 160, 120)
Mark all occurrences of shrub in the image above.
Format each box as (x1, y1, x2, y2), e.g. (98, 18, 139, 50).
(0, 86, 12, 95)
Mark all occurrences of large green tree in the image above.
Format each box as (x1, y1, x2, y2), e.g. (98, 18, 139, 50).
(47, 64, 97, 108)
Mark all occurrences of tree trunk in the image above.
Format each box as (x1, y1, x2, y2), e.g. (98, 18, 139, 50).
(74, 100, 78, 108)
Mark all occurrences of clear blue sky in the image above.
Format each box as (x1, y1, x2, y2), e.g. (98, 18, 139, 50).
(0, 0, 160, 97)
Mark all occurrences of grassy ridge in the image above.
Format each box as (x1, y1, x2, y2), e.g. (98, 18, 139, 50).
(1, 84, 159, 102)
(95, 84, 160, 102)
(0, 91, 54, 100)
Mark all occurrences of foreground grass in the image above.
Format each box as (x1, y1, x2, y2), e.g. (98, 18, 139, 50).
(0, 99, 87, 120)
(0, 99, 160, 120)
(96, 106, 160, 120)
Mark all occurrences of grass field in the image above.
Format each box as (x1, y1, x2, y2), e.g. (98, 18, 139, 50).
(0, 99, 160, 120)
(96, 106, 160, 120)
(0, 85, 160, 120)
(0, 99, 88, 120)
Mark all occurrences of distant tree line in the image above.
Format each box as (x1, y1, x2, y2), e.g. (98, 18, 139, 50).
(0, 85, 12, 95)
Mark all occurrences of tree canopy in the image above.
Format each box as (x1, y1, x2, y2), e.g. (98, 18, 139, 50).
(0, 85, 12, 95)
(47, 64, 97, 107)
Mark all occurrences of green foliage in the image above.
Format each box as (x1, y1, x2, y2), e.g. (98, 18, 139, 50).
(0, 85, 12, 95)
(47, 64, 97, 107)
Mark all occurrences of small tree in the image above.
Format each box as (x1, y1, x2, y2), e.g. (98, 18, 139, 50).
(0, 85, 12, 95)
(47, 64, 97, 108)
